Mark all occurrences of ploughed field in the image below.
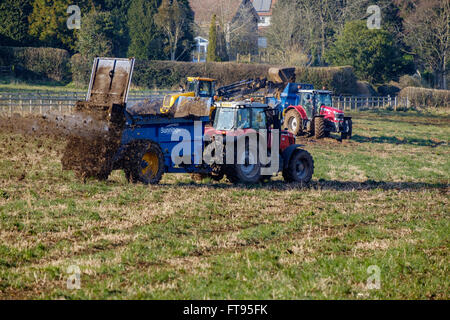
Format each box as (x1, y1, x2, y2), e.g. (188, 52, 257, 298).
(0, 110, 448, 299)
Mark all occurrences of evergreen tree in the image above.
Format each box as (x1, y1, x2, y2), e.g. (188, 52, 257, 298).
(95, 0, 133, 57)
(28, 0, 93, 50)
(207, 14, 218, 62)
(325, 21, 414, 83)
(0, 0, 33, 45)
(127, 0, 163, 60)
(76, 10, 117, 61)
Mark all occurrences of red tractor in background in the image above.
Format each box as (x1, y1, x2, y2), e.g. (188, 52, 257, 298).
(268, 83, 352, 139)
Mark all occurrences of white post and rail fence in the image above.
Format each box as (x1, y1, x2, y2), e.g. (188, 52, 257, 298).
(0, 91, 409, 116)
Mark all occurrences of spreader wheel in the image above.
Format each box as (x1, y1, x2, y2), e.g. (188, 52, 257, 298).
(125, 141, 165, 185)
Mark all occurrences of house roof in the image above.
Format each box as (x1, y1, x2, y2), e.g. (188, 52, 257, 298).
(189, 0, 258, 25)
(189, 0, 245, 25)
(250, 0, 276, 16)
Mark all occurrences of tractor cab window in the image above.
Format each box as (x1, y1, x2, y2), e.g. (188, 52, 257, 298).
(317, 93, 332, 107)
(302, 93, 314, 119)
(302, 93, 313, 108)
(214, 108, 236, 130)
(198, 81, 214, 97)
(187, 81, 196, 92)
(251, 108, 267, 129)
(237, 108, 251, 129)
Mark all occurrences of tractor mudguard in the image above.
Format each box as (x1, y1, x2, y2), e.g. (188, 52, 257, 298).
(281, 144, 305, 169)
(284, 106, 308, 120)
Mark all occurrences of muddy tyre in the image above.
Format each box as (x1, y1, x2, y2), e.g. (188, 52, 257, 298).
(341, 118, 352, 140)
(210, 166, 224, 181)
(125, 141, 165, 185)
(226, 145, 261, 184)
(282, 149, 314, 184)
(203, 140, 225, 181)
(314, 116, 325, 139)
(284, 109, 302, 136)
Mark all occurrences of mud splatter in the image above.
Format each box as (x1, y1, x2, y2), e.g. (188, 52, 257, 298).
(0, 102, 125, 181)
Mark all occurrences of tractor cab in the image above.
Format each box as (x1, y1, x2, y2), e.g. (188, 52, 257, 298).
(211, 101, 285, 133)
(213, 101, 269, 131)
(206, 101, 294, 151)
(186, 77, 216, 98)
(161, 77, 216, 113)
(295, 89, 334, 119)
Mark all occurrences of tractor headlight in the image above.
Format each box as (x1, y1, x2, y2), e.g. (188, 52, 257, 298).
(334, 112, 344, 120)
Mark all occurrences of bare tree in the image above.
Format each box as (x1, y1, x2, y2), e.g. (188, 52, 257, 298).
(226, 0, 259, 58)
(267, 0, 344, 65)
(265, 0, 312, 65)
(401, 0, 449, 89)
(154, 0, 192, 61)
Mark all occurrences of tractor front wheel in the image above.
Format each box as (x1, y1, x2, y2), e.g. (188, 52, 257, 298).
(314, 116, 325, 139)
(341, 118, 352, 140)
(282, 149, 314, 184)
(284, 109, 302, 136)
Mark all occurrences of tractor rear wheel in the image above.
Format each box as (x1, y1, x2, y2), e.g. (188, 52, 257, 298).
(125, 141, 165, 185)
(284, 109, 302, 136)
(341, 118, 352, 140)
(282, 149, 314, 184)
(314, 116, 325, 139)
(226, 145, 261, 184)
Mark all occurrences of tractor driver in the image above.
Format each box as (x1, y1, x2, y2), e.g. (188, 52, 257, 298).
(199, 81, 212, 97)
(302, 93, 314, 119)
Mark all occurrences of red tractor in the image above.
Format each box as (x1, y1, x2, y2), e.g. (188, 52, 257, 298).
(275, 84, 352, 139)
(204, 101, 314, 184)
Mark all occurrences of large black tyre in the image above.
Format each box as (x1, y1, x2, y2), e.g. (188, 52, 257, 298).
(314, 116, 325, 139)
(124, 141, 165, 185)
(284, 109, 302, 136)
(341, 118, 352, 140)
(282, 149, 314, 184)
(226, 144, 261, 184)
